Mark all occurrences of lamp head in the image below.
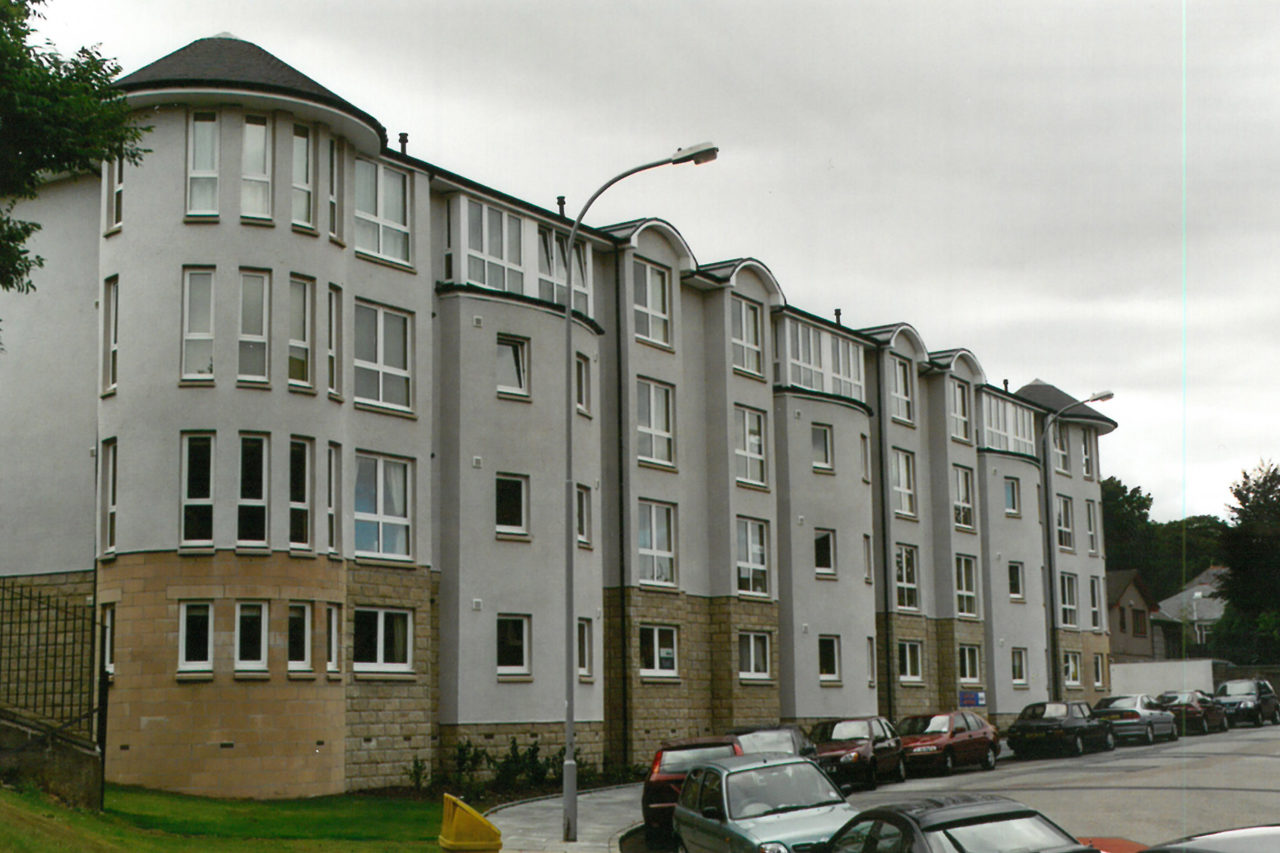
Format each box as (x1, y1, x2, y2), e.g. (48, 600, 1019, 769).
(671, 142, 718, 165)
(1087, 390, 1114, 404)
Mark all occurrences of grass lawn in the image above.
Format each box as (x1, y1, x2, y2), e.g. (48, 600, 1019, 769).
(0, 784, 444, 851)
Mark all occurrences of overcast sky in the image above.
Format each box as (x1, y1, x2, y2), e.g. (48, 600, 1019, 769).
(31, 0, 1280, 522)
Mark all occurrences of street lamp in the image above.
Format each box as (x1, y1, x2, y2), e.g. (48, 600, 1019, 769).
(1041, 390, 1113, 701)
(560, 143, 718, 842)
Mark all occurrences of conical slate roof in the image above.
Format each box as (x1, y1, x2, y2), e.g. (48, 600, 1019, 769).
(1016, 378, 1117, 434)
(116, 35, 386, 147)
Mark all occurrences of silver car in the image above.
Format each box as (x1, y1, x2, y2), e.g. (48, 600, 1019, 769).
(1092, 694, 1178, 744)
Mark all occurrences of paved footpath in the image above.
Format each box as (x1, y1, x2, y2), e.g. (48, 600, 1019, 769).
(485, 783, 643, 853)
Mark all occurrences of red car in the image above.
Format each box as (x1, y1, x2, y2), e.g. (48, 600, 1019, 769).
(1157, 689, 1229, 735)
(809, 716, 906, 790)
(898, 710, 1000, 775)
(640, 736, 741, 840)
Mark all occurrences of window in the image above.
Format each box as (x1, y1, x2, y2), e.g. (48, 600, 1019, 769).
(1082, 428, 1096, 479)
(1004, 477, 1021, 516)
(1056, 495, 1074, 550)
(736, 517, 768, 595)
(577, 618, 592, 677)
(1008, 561, 1024, 600)
(238, 271, 269, 381)
(1063, 651, 1081, 686)
(958, 645, 980, 683)
(187, 111, 218, 215)
(818, 635, 840, 682)
(179, 602, 212, 671)
(241, 115, 271, 218)
(637, 379, 674, 464)
(895, 544, 919, 610)
(292, 125, 312, 226)
(739, 632, 770, 679)
(1133, 609, 1148, 637)
(1086, 500, 1099, 553)
(950, 379, 971, 440)
(102, 439, 117, 553)
(327, 285, 342, 395)
(831, 337, 864, 399)
(536, 226, 589, 313)
(633, 260, 671, 344)
(955, 555, 978, 616)
(237, 435, 268, 546)
(863, 534, 873, 583)
(354, 160, 409, 262)
(811, 424, 833, 470)
(326, 443, 340, 552)
(1060, 573, 1079, 626)
(788, 319, 822, 390)
(983, 396, 1035, 454)
(289, 438, 312, 548)
(354, 302, 411, 410)
(496, 335, 528, 396)
(1052, 422, 1070, 473)
(467, 200, 523, 291)
(495, 474, 528, 535)
(354, 453, 411, 558)
(1093, 654, 1105, 687)
(288, 602, 312, 671)
(109, 156, 124, 227)
(814, 529, 835, 576)
(1011, 647, 1028, 685)
(866, 637, 877, 686)
(235, 601, 268, 670)
(576, 484, 591, 546)
(575, 353, 591, 414)
(496, 614, 530, 675)
(734, 407, 767, 485)
(182, 269, 215, 379)
(898, 640, 922, 682)
(953, 466, 975, 529)
(1089, 577, 1102, 629)
(181, 433, 214, 545)
(890, 356, 914, 422)
(639, 625, 678, 676)
(326, 604, 341, 672)
(103, 277, 118, 390)
(289, 278, 313, 386)
(892, 449, 916, 516)
(101, 604, 115, 675)
(327, 138, 340, 237)
(731, 296, 763, 374)
(353, 607, 412, 672)
(637, 501, 675, 585)
(860, 434, 871, 481)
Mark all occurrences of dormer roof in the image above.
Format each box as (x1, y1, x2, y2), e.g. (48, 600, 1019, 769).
(1015, 379, 1117, 434)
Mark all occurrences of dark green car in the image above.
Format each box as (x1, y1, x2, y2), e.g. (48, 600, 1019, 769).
(673, 753, 857, 853)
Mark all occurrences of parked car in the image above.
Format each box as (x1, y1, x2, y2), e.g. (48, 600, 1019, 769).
(1092, 694, 1178, 744)
(1142, 824, 1280, 852)
(897, 710, 1000, 775)
(1005, 700, 1115, 757)
(824, 793, 1104, 853)
(726, 724, 816, 757)
(672, 753, 857, 853)
(1214, 678, 1280, 727)
(1157, 689, 1230, 735)
(809, 716, 906, 790)
(641, 736, 742, 840)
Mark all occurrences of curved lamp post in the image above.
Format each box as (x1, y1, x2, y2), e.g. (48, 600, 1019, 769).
(1041, 390, 1114, 700)
(561, 143, 718, 841)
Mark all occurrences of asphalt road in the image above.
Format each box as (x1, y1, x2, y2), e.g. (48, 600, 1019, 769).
(628, 719, 1280, 852)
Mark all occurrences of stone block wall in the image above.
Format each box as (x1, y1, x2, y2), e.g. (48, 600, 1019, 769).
(708, 596, 780, 732)
(877, 612, 940, 719)
(1057, 628, 1110, 705)
(934, 618, 988, 711)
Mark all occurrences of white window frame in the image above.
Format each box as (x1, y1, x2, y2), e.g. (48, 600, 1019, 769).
(354, 159, 410, 263)
(814, 528, 836, 576)
(1011, 647, 1028, 685)
(575, 352, 591, 414)
(289, 438, 312, 549)
(1082, 428, 1096, 479)
(102, 439, 118, 554)
(235, 601, 269, 671)
(326, 443, 340, 553)
(237, 434, 269, 547)
(1063, 651, 1082, 686)
(327, 285, 342, 395)
(956, 555, 978, 616)
(240, 114, 272, 219)
(103, 276, 118, 390)
(639, 625, 678, 676)
(731, 296, 763, 375)
(291, 124, 313, 227)
(984, 394, 1009, 449)
(738, 631, 770, 680)
(238, 270, 269, 382)
(958, 644, 980, 684)
(811, 424, 833, 471)
(1009, 561, 1025, 600)
(831, 336, 864, 399)
(633, 259, 671, 345)
(637, 379, 674, 465)
(109, 156, 125, 228)
(536, 226, 590, 313)
(353, 302, 412, 411)
(353, 453, 412, 559)
(637, 500, 676, 586)
(950, 378, 971, 440)
(788, 319, 823, 390)
(1086, 500, 1099, 554)
(866, 636, 877, 687)
(1011, 405, 1036, 455)
(576, 484, 591, 546)
(1090, 576, 1102, 629)
(895, 544, 919, 610)
(1060, 573, 1079, 627)
(953, 465, 975, 529)
(288, 602, 312, 671)
(101, 603, 115, 675)
(734, 406, 767, 485)
(736, 517, 769, 596)
(890, 356, 914, 422)
(495, 614, 531, 676)
(327, 137, 340, 238)
(496, 335, 529, 397)
(1093, 653, 1105, 687)
(1004, 477, 1021, 516)
(178, 601, 213, 672)
(818, 635, 841, 682)
(898, 640, 922, 682)
(1052, 422, 1070, 474)
(1056, 495, 1075, 550)
(289, 277, 313, 387)
(352, 607, 412, 673)
(180, 433, 214, 546)
(861, 433, 871, 481)
(863, 534, 873, 584)
(182, 269, 215, 380)
(326, 604, 341, 672)
(186, 111, 219, 216)
(467, 199, 524, 292)
(892, 449, 916, 516)
(495, 473, 529, 536)
(577, 617, 592, 677)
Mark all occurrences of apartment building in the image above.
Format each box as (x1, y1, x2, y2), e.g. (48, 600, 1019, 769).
(0, 35, 1116, 796)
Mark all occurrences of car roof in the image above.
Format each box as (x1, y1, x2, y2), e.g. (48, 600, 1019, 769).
(695, 751, 809, 772)
(1150, 824, 1280, 852)
(853, 794, 1037, 830)
(726, 723, 801, 734)
(657, 735, 738, 751)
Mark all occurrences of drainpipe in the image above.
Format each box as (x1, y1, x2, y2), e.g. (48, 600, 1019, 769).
(874, 347, 895, 721)
(611, 242, 630, 767)
(1040, 416, 1061, 702)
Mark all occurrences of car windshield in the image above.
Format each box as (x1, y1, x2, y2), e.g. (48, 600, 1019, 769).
(1160, 692, 1195, 705)
(811, 720, 872, 741)
(736, 730, 797, 754)
(1218, 682, 1256, 697)
(1095, 696, 1138, 709)
(925, 814, 1076, 853)
(725, 762, 844, 819)
(658, 745, 737, 773)
(1018, 703, 1067, 721)
(899, 715, 951, 735)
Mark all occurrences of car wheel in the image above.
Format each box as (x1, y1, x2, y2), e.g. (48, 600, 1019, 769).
(1256, 711, 1265, 728)
(1070, 734, 1084, 756)
(865, 760, 877, 790)
(941, 750, 954, 776)
(1272, 708, 1280, 725)
(1168, 722, 1179, 742)
(894, 757, 907, 783)
(1200, 717, 1209, 735)
(981, 745, 997, 771)
(1104, 729, 1116, 751)
(1143, 724, 1155, 745)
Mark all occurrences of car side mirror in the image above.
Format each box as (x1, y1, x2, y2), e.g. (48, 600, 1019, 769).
(701, 805, 725, 821)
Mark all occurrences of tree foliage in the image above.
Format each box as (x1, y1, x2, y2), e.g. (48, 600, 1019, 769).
(1, 0, 146, 294)
(1217, 461, 1280, 616)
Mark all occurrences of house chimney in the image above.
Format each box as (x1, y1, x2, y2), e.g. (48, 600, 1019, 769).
(398, 132, 408, 154)
(557, 196, 566, 217)
(834, 308, 842, 326)
(1003, 379, 1009, 392)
